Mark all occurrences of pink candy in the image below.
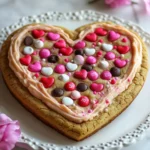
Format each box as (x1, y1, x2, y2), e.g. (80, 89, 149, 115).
(39, 49, 51, 58)
(108, 31, 120, 41)
(104, 52, 115, 60)
(87, 70, 99, 81)
(28, 62, 41, 72)
(47, 32, 60, 41)
(86, 56, 97, 64)
(90, 83, 104, 92)
(74, 41, 85, 49)
(54, 64, 66, 74)
(100, 70, 112, 80)
(114, 59, 127, 68)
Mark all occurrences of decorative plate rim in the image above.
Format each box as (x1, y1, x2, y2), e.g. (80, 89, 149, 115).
(0, 10, 150, 150)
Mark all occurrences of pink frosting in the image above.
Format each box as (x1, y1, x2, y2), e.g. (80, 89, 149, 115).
(0, 114, 21, 150)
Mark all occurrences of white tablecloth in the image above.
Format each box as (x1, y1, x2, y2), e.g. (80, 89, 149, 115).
(0, 0, 150, 150)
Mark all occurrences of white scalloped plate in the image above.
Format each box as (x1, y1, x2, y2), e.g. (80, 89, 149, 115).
(0, 10, 150, 150)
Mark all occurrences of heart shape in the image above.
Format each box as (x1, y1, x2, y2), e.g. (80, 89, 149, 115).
(32, 30, 45, 39)
(7, 23, 143, 127)
(41, 67, 53, 76)
(102, 43, 113, 51)
(95, 27, 107, 36)
(28, 62, 42, 72)
(117, 45, 130, 54)
(47, 32, 60, 41)
(108, 30, 120, 41)
(40, 77, 55, 88)
(19, 55, 31, 66)
(0, 22, 147, 141)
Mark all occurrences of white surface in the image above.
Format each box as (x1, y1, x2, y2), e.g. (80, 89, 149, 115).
(0, 0, 150, 150)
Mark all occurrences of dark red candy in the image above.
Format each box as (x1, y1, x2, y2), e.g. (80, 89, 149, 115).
(40, 77, 54, 88)
(59, 47, 73, 56)
(85, 33, 97, 42)
(95, 28, 107, 36)
(117, 45, 130, 54)
(32, 30, 45, 39)
(20, 55, 31, 66)
(78, 96, 90, 107)
(54, 40, 66, 48)
(64, 82, 76, 91)
(74, 69, 88, 80)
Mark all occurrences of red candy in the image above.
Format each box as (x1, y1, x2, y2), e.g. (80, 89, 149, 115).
(90, 83, 104, 92)
(59, 47, 73, 56)
(64, 82, 76, 91)
(40, 77, 54, 88)
(85, 33, 97, 42)
(32, 30, 45, 39)
(104, 52, 115, 60)
(95, 28, 107, 36)
(117, 45, 130, 54)
(122, 38, 127, 42)
(114, 59, 127, 68)
(54, 40, 66, 48)
(100, 71, 112, 80)
(96, 51, 102, 57)
(74, 69, 87, 80)
(78, 96, 90, 107)
(20, 55, 31, 66)
(110, 78, 116, 84)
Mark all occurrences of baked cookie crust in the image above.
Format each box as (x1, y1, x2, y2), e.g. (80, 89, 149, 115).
(0, 22, 148, 141)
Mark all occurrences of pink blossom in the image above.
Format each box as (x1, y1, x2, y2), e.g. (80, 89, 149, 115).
(0, 114, 21, 150)
(144, 0, 150, 14)
(105, 0, 131, 8)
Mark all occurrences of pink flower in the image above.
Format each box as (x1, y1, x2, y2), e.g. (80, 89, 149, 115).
(144, 0, 150, 14)
(0, 114, 21, 150)
(105, 0, 131, 8)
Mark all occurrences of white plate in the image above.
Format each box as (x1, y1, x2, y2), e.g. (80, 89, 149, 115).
(0, 10, 150, 150)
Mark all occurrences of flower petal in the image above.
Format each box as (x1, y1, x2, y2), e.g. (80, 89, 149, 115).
(0, 114, 12, 126)
(144, 0, 150, 14)
(0, 125, 7, 141)
(0, 141, 15, 150)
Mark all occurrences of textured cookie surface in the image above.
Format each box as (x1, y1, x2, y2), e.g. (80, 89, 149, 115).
(0, 22, 148, 141)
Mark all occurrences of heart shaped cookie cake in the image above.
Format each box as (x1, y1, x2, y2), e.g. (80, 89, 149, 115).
(0, 22, 148, 141)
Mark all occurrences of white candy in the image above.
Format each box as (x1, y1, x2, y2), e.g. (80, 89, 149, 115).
(58, 74, 69, 82)
(74, 55, 84, 65)
(34, 39, 44, 48)
(41, 67, 53, 76)
(23, 46, 34, 55)
(102, 43, 113, 52)
(99, 60, 109, 69)
(62, 97, 74, 106)
(84, 48, 95, 56)
(71, 90, 81, 99)
(66, 62, 77, 71)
